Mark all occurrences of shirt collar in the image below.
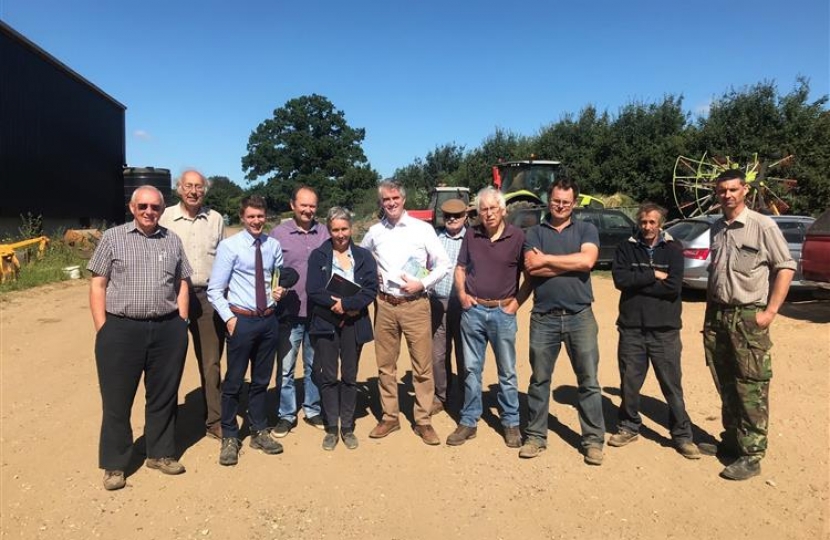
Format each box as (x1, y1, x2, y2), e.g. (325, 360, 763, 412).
(127, 220, 164, 237)
(171, 203, 208, 221)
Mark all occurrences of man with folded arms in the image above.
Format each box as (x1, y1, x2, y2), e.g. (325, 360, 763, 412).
(208, 195, 286, 466)
(360, 179, 450, 445)
(160, 170, 225, 441)
(446, 187, 528, 448)
(89, 185, 191, 490)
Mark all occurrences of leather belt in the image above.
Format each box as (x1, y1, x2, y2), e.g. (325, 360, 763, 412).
(378, 291, 426, 306)
(230, 305, 276, 317)
(107, 311, 180, 322)
(474, 297, 515, 308)
(713, 303, 762, 312)
(544, 306, 586, 316)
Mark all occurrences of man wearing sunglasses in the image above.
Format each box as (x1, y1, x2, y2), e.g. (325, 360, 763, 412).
(429, 198, 468, 415)
(160, 170, 226, 441)
(88, 185, 193, 490)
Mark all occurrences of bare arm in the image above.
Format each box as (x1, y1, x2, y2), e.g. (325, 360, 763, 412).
(89, 275, 108, 331)
(177, 278, 189, 320)
(454, 264, 476, 309)
(757, 268, 794, 328)
(525, 243, 598, 276)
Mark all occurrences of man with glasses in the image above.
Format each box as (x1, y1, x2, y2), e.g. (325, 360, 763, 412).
(88, 185, 192, 490)
(520, 177, 606, 465)
(429, 198, 468, 415)
(160, 170, 225, 441)
(446, 188, 529, 448)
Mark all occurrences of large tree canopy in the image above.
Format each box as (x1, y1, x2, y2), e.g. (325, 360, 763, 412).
(241, 94, 376, 212)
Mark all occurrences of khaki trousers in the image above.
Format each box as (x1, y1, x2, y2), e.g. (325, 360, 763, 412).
(373, 297, 434, 425)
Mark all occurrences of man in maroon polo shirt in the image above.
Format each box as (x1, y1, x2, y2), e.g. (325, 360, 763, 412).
(446, 187, 530, 448)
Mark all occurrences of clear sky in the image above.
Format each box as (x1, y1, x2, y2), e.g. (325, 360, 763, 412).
(2, 0, 828, 185)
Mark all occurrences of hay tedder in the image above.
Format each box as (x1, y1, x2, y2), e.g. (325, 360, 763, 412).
(0, 236, 50, 283)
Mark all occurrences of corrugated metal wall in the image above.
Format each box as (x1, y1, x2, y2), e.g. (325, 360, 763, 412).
(0, 22, 126, 230)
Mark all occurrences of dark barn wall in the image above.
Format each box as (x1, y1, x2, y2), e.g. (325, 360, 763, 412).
(0, 22, 126, 232)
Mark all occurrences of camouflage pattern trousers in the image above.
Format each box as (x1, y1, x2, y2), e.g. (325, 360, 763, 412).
(703, 304, 772, 458)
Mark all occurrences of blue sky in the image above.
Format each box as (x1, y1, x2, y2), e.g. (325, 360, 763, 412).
(2, 1, 828, 186)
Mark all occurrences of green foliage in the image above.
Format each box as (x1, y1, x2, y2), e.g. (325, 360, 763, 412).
(204, 176, 245, 221)
(241, 94, 377, 211)
(0, 234, 87, 294)
(394, 143, 466, 209)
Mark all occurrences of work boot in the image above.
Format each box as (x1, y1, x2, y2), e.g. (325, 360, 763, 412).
(446, 425, 477, 446)
(584, 446, 604, 466)
(250, 430, 284, 455)
(676, 441, 702, 460)
(146, 457, 186, 475)
(720, 456, 761, 481)
(341, 430, 359, 450)
(518, 438, 547, 459)
(103, 470, 126, 491)
(219, 438, 240, 466)
(608, 429, 639, 447)
(503, 426, 522, 448)
(414, 424, 441, 446)
(368, 420, 400, 439)
(322, 431, 339, 451)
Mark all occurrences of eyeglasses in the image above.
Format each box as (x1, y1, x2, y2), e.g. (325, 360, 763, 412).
(443, 213, 464, 221)
(182, 184, 205, 193)
(137, 203, 162, 212)
(479, 206, 501, 215)
(550, 199, 574, 208)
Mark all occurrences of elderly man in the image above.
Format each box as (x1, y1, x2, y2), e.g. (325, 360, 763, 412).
(159, 170, 225, 440)
(208, 195, 286, 466)
(610, 202, 700, 459)
(520, 177, 606, 465)
(703, 169, 795, 481)
(269, 185, 329, 437)
(88, 185, 192, 491)
(360, 179, 450, 445)
(429, 198, 468, 414)
(446, 187, 528, 447)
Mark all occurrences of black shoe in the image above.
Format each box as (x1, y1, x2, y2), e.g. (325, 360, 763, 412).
(322, 432, 339, 451)
(720, 456, 761, 481)
(219, 438, 240, 466)
(341, 430, 359, 450)
(270, 418, 297, 439)
(251, 430, 284, 455)
(304, 415, 325, 430)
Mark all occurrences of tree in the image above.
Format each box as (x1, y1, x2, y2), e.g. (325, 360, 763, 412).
(241, 94, 374, 210)
(394, 143, 465, 209)
(204, 176, 244, 221)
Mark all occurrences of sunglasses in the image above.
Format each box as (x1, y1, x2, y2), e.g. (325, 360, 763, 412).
(136, 203, 162, 212)
(443, 213, 465, 221)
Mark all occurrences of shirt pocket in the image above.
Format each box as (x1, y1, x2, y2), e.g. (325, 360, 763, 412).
(732, 243, 759, 275)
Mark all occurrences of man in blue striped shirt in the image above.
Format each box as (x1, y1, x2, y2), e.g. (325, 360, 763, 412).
(208, 195, 286, 466)
(429, 198, 467, 414)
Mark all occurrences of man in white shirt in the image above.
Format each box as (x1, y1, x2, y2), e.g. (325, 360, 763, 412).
(360, 179, 451, 445)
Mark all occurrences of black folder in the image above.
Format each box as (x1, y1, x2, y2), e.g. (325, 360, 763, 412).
(312, 273, 361, 326)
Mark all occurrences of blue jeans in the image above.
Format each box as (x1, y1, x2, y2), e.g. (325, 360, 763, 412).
(526, 307, 605, 449)
(459, 304, 520, 428)
(276, 318, 321, 422)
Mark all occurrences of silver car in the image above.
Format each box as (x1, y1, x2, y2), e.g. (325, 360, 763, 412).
(665, 215, 816, 290)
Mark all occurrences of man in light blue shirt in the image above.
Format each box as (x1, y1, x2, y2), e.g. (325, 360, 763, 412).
(208, 195, 286, 466)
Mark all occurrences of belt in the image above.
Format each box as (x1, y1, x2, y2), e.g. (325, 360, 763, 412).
(543, 306, 586, 316)
(106, 311, 180, 322)
(474, 297, 515, 308)
(230, 305, 276, 318)
(712, 303, 763, 312)
(378, 291, 426, 306)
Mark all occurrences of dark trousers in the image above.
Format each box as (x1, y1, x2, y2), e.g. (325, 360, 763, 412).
(429, 295, 464, 403)
(188, 289, 225, 429)
(617, 327, 693, 442)
(312, 324, 361, 432)
(221, 313, 278, 438)
(95, 314, 188, 470)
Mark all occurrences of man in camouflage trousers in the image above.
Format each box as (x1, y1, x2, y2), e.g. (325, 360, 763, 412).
(703, 169, 795, 481)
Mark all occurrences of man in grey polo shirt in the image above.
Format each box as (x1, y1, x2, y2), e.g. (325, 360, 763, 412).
(520, 176, 605, 466)
(160, 169, 225, 440)
(703, 168, 795, 481)
(89, 185, 192, 490)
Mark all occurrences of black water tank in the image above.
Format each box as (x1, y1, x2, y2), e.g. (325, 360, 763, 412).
(123, 167, 172, 219)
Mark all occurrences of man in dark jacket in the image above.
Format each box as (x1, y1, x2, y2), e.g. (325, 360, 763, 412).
(609, 202, 700, 459)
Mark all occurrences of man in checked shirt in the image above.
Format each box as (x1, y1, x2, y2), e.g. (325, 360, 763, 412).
(88, 185, 192, 491)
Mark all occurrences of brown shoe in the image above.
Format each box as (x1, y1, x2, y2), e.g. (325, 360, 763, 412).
(103, 470, 125, 491)
(146, 457, 186, 475)
(414, 424, 441, 446)
(584, 446, 604, 466)
(446, 425, 477, 446)
(504, 425, 521, 448)
(430, 400, 445, 416)
(206, 424, 222, 440)
(368, 420, 401, 439)
(676, 441, 702, 460)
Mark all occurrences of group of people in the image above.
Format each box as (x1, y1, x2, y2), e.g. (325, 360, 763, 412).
(88, 168, 794, 491)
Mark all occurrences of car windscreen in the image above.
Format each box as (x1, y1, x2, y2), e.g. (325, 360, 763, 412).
(666, 220, 710, 241)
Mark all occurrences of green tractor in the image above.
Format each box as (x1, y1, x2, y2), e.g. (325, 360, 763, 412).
(491, 158, 604, 228)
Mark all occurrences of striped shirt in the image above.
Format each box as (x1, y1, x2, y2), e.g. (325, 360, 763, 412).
(432, 226, 466, 299)
(708, 208, 796, 305)
(87, 221, 193, 319)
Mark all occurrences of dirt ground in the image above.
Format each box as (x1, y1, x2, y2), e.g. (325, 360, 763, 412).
(1, 277, 828, 540)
